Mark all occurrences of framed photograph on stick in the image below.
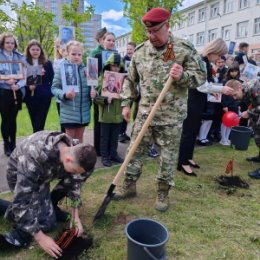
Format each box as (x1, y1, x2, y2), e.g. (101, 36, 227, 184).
(86, 57, 98, 86)
(59, 26, 75, 46)
(26, 65, 42, 85)
(0, 61, 24, 80)
(241, 63, 260, 80)
(61, 63, 79, 93)
(101, 71, 126, 99)
(101, 50, 118, 68)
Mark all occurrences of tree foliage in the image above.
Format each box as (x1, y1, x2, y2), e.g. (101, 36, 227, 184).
(0, 0, 13, 33)
(10, 2, 57, 58)
(120, 0, 183, 44)
(62, 0, 94, 44)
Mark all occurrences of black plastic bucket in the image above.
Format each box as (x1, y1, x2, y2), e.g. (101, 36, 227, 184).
(230, 126, 252, 151)
(125, 218, 169, 260)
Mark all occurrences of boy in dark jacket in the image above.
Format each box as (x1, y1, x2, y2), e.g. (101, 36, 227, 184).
(93, 52, 125, 167)
(0, 131, 96, 258)
(227, 79, 260, 179)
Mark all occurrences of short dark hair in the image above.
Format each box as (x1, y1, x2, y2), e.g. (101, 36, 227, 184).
(239, 42, 249, 50)
(127, 42, 136, 48)
(73, 144, 97, 172)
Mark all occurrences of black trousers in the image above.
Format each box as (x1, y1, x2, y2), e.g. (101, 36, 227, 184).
(178, 89, 207, 166)
(100, 122, 121, 158)
(25, 97, 51, 133)
(94, 103, 101, 156)
(0, 88, 22, 146)
(119, 119, 128, 135)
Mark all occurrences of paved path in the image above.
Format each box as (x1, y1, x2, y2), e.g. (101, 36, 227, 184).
(0, 129, 130, 194)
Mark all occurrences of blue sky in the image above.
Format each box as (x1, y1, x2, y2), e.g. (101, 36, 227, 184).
(85, 0, 200, 36)
(85, 0, 131, 36)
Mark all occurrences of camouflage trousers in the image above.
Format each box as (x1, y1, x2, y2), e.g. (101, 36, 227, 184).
(124, 120, 183, 187)
(251, 117, 260, 149)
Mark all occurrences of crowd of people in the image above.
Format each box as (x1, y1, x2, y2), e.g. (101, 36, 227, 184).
(0, 6, 260, 259)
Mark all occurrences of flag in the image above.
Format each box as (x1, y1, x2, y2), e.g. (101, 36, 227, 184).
(225, 159, 234, 174)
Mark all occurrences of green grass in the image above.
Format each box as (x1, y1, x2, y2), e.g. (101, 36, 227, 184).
(0, 100, 260, 259)
(0, 141, 260, 259)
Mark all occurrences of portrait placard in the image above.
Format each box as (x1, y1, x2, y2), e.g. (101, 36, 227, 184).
(124, 60, 131, 73)
(59, 26, 75, 46)
(241, 63, 260, 80)
(26, 65, 42, 85)
(61, 63, 79, 93)
(101, 71, 126, 98)
(101, 50, 118, 68)
(207, 93, 222, 103)
(228, 41, 236, 55)
(86, 57, 98, 86)
(0, 61, 24, 80)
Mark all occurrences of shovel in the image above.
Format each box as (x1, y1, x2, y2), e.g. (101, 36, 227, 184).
(93, 76, 174, 222)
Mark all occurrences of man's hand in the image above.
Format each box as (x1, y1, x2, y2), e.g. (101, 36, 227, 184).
(169, 63, 183, 81)
(221, 86, 234, 95)
(10, 84, 19, 91)
(29, 85, 36, 92)
(71, 217, 84, 237)
(5, 79, 15, 85)
(241, 111, 249, 119)
(122, 106, 131, 122)
(34, 231, 62, 259)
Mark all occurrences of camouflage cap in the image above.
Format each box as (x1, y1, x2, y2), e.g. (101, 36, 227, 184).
(95, 27, 107, 41)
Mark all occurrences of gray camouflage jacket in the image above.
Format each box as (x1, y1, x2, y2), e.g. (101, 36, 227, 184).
(5, 131, 92, 235)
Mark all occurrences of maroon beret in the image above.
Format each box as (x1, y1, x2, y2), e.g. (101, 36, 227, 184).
(142, 7, 171, 27)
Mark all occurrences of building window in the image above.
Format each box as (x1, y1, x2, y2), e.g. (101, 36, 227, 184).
(221, 25, 232, 40)
(224, 0, 234, 13)
(188, 34, 194, 44)
(210, 3, 219, 18)
(187, 12, 195, 26)
(208, 28, 218, 41)
(254, 17, 260, 34)
(196, 32, 205, 45)
(236, 21, 249, 38)
(239, 0, 250, 9)
(178, 20, 185, 29)
(198, 7, 206, 22)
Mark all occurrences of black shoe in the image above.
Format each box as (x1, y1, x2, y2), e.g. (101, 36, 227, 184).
(246, 155, 260, 163)
(118, 134, 125, 143)
(197, 139, 212, 146)
(111, 155, 124, 163)
(124, 133, 130, 141)
(188, 161, 200, 168)
(102, 158, 112, 167)
(4, 142, 11, 157)
(248, 169, 260, 179)
(177, 165, 197, 177)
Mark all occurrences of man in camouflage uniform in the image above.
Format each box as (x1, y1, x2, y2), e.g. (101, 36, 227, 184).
(114, 7, 207, 211)
(0, 131, 96, 258)
(228, 79, 260, 179)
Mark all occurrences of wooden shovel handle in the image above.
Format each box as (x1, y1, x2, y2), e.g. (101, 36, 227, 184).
(112, 76, 174, 185)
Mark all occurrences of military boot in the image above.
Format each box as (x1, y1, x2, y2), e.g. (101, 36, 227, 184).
(155, 182, 170, 212)
(113, 179, 137, 200)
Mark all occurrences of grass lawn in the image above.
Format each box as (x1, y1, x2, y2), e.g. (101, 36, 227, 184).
(0, 100, 260, 259)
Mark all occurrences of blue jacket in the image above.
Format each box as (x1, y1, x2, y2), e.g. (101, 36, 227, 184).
(0, 49, 26, 96)
(51, 59, 91, 125)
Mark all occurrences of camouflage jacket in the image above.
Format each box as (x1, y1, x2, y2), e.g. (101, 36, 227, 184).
(243, 82, 260, 117)
(5, 131, 92, 235)
(120, 35, 206, 126)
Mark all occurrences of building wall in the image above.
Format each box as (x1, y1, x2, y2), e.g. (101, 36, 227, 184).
(172, 0, 260, 57)
(115, 32, 132, 57)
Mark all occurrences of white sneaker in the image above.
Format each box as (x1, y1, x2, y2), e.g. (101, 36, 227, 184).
(219, 140, 230, 146)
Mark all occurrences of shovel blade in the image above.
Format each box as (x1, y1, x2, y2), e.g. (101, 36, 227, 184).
(93, 184, 116, 223)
